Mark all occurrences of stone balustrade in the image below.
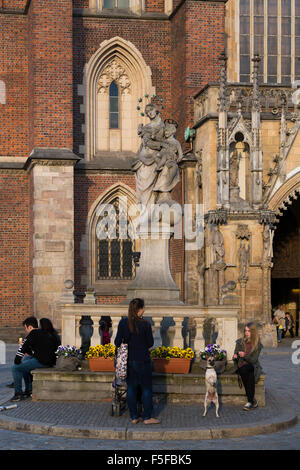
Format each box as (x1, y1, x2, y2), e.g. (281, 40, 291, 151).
(61, 302, 238, 359)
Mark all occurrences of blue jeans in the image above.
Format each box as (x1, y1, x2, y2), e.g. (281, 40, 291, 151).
(126, 360, 153, 420)
(277, 327, 283, 341)
(11, 357, 47, 394)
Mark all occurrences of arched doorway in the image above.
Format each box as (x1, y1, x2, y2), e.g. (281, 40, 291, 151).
(271, 197, 300, 336)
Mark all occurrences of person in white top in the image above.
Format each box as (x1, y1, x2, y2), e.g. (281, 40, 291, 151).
(273, 305, 285, 342)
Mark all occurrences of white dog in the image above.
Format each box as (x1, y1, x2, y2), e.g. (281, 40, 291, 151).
(203, 357, 220, 418)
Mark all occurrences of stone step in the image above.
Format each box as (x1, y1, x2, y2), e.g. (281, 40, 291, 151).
(32, 368, 266, 406)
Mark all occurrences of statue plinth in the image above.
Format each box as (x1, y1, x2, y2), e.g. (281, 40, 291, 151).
(126, 226, 182, 305)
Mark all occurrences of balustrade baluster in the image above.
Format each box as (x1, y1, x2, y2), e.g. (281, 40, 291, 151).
(151, 316, 163, 348)
(172, 316, 184, 348)
(91, 316, 101, 346)
(193, 317, 205, 354)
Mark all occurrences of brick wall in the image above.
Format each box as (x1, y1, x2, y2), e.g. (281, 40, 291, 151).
(171, 0, 225, 145)
(28, 0, 73, 151)
(0, 14, 28, 157)
(0, 172, 31, 327)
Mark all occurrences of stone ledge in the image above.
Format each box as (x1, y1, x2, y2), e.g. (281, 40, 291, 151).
(32, 369, 266, 406)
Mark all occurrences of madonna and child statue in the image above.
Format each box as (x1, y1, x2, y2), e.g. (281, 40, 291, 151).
(126, 102, 183, 304)
(132, 102, 183, 226)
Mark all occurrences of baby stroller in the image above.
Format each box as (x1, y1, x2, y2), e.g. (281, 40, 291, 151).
(110, 343, 142, 417)
(111, 374, 127, 417)
(111, 342, 128, 417)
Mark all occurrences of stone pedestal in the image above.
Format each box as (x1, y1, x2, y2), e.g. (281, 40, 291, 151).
(126, 229, 182, 304)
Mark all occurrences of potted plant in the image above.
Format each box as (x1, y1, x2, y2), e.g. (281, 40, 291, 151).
(55, 345, 82, 371)
(150, 346, 195, 374)
(85, 343, 116, 372)
(199, 344, 227, 374)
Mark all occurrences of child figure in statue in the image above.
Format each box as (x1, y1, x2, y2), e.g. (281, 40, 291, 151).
(154, 122, 183, 172)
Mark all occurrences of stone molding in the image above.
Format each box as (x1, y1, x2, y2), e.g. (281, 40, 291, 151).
(25, 148, 81, 173)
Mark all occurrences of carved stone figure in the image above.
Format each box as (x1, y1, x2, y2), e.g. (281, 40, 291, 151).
(263, 225, 274, 260)
(229, 148, 241, 188)
(132, 104, 182, 213)
(238, 239, 250, 281)
(211, 225, 225, 265)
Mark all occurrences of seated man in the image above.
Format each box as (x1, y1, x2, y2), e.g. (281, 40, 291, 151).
(6, 316, 37, 389)
(11, 317, 61, 401)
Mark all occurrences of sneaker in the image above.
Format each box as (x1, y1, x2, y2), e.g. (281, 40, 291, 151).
(252, 399, 258, 408)
(22, 391, 32, 399)
(243, 402, 252, 411)
(10, 393, 24, 402)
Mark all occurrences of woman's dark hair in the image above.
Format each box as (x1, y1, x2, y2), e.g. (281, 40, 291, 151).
(128, 298, 145, 334)
(39, 318, 57, 335)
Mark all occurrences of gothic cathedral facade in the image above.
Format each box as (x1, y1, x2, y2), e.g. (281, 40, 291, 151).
(0, 0, 300, 341)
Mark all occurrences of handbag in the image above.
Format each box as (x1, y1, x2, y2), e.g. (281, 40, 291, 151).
(115, 342, 128, 381)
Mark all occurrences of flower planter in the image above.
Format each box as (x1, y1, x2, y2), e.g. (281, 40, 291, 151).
(89, 357, 115, 372)
(55, 356, 81, 371)
(152, 358, 191, 374)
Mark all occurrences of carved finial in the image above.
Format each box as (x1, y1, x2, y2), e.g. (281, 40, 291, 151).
(218, 51, 228, 112)
(252, 54, 261, 112)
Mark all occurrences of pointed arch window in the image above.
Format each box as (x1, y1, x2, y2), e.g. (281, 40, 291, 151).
(96, 199, 135, 280)
(109, 81, 119, 129)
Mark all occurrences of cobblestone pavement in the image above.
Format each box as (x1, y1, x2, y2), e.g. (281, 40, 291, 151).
(0, 339, 299, 450)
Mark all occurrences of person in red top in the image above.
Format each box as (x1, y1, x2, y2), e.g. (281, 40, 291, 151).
(233, 322, 263, 411)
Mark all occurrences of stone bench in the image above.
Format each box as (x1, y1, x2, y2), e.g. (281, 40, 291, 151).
(32, 366, 265, 406)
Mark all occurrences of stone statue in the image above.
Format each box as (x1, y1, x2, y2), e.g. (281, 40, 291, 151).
(263, 225, 274, 260)
(238, 239, 249, 281)
(132, 104, 182, 214)
(211, 225, 225, 265)
(229, 148, 241, 188)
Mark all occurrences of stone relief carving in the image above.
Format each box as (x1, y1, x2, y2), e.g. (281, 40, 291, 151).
(229, 148, 240, 189)
(211, 225, 225, 268)
(236, 224, 251, 240)
(97, 59, 131, 95)
(238, 239, 250, 282)
(262, 225, 274, 261)
(132, 103, 182, 213)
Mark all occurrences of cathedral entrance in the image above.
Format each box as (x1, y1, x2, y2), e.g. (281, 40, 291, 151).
(271, 198, 300, 336)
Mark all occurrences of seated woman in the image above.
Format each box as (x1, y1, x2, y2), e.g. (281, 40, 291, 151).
(233, 322, 263, 411)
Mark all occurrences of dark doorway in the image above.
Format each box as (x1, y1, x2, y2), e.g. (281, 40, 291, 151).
(271, 198, 300, 336)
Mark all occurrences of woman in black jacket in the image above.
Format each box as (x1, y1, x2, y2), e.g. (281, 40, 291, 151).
(115, 298, 160, 424)
(233, 322, 263, 411)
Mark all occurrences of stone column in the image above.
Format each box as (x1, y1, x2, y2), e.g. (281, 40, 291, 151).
(179, 155, 199, 305)
(27, 149, 80, 329)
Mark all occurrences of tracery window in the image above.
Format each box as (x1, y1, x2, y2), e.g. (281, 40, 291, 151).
(239, 0, 300, 83)
(96, 199, 135, 280)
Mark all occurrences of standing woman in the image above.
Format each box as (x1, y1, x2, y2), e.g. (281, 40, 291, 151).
(115, 298, 160, 424)
(233, 322, 263, 411)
